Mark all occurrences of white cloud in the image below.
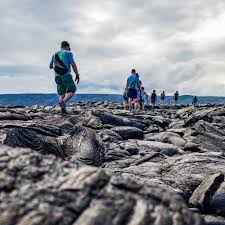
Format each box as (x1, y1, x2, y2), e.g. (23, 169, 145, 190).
(0, 0, 225, 95)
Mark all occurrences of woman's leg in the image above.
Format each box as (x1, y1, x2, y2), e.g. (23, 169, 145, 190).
(128, 98, 132, 110)
(59, 93, 67, 114)
(59, 94, 65, 104)
(134, 99, 138, 110)
(124, 100, 128, 109)
(142, 101, 145, 110)
(63, 92, 75, 103)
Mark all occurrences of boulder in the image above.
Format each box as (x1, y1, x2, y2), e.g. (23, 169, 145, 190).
(100, 129, 122, 143)
(82, 115, 103, 129)
(105, 148, 131, 161)
(145, 132, 186, 147)
(63, 125, 105, 166)
(161, 153, 225, 200)
(202, 215, 225, 225)
(184, 142, 201, 152)
(0, 112, 31, 121)
(125, 141, 139, 155)
(92, 109, 147, 129)
(136, 140, 180, 157)
(210, 182, 225, 215)
(189, 173, 224, 212)
(176, 106, 196, 118)
(184, 108, 216, 127)
(4, 124, 105, 166)
(167, 128, 187, 136)
(4, 127, 64, 157)
(149, 115, 171, 128)
(111, 126, 144, 140)
(185, 120, 225, 152)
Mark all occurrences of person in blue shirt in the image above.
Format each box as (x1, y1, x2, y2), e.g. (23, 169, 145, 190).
(140, 87, 148, 110)
(192, 96, 199, 106)
(126, 69, 141, 111)
(49, 41, 80, 114)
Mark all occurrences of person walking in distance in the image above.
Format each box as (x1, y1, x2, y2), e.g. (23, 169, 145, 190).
(192, 96, 199, 106)
(160, 91, 165, 106)
(49, 41, 80, 114)
(135, 73, 142, 110)
(126, 69, 141, 111)
(140, 87, 148, 110)
(174, 91, 179, 105)
(151, 90, 157, 107)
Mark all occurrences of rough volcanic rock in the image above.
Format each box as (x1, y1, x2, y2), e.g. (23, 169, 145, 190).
(189, 173, 224, 212)
(92, 109, 147, 129)
(210, 181, 225, 215)
(0, 112, 31, 121)
(100, 129, 122, 142)
(161, 153, 225, 199)
(111, 126, 144, 140)
(184, 142, 202, 152)
(82, 115, 103, 129)
(184, 108, 216, 127)
(148, 115, 171, 128)
(1, 102, 225, 223)
(176, 106, 196, 119)
(145, 131, 186, 147)
(0, 146, 204, 225)
(4, 123, 105, 166)
(4, 127, 64, 157)
(203, 215, 225, 225)
(184, 120, 225, 152)
(124, 141, 139, 155)
(62, 125, 105, 166)
(136, 140, 180, 157)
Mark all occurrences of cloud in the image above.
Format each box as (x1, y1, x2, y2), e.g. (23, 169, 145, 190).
(0, 0, 225, 95)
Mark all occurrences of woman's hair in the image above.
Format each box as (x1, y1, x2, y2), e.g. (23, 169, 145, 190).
(61, 41, 70, 49)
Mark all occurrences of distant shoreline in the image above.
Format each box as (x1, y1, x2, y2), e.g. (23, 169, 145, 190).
(0, 93, 224, 106)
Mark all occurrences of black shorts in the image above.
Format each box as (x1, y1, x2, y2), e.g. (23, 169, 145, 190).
(128, 89, 137, 99)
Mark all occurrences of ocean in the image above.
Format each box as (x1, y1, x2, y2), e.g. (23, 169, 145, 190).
(0, 94, 224, 106)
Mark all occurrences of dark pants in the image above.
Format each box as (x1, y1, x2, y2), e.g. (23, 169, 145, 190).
(128, 89, 137, 99)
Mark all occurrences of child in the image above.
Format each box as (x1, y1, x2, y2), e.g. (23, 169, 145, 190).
(123, 88, 129, 110)
(140, 87, 148, 110)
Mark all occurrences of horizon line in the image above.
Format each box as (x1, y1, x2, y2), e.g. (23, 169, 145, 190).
(0, 93, 225, 97)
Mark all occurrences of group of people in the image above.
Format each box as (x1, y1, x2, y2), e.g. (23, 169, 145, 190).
(123, 69, 199, 111)
(49, 42, 199, 115)
(123, 69, 148, 111)
(145, 90, 180, 106)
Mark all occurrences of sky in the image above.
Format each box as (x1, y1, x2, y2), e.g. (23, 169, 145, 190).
(0, 0, 225, 95)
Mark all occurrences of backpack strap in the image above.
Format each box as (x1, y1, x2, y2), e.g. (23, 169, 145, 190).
(55, 53, 61, 63)
(55, 53, 67, 69)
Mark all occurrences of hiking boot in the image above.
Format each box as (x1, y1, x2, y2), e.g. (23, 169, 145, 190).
(59, 101, 67, 115)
